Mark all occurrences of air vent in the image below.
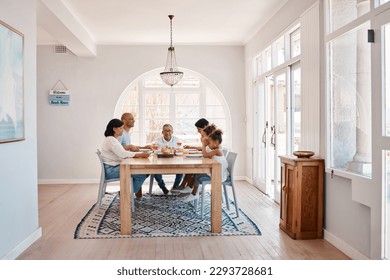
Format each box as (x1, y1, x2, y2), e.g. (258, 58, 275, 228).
(54, 45, 67, 54)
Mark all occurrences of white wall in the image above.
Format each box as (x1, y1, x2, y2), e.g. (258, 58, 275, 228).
(37, 45, 246, 182)
(0, 0, 41, 259)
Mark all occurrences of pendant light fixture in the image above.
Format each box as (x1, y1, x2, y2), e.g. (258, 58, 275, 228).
(160, 15, 183, 86)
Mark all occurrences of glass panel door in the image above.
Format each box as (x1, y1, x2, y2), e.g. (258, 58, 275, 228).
(273, 71, 288, 204)
(254, 80, 267, 193)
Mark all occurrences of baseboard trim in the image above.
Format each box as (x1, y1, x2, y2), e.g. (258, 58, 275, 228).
(324, 229, 369, 260)
(1, 227, 42, 260)
(39, 179, 99, 184)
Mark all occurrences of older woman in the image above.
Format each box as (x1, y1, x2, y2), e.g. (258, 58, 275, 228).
(101, 118, 149, 194)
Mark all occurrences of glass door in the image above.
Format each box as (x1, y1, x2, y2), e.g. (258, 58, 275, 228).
(254, 70, 289, 203)
(272, 71, 288, 204)
(254, 80, 267, 193)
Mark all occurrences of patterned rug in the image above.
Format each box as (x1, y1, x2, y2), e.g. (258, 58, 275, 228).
(74, 192, 261, 239)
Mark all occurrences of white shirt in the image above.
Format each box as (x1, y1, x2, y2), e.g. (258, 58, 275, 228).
(101, 136, 136, 166)
(154, 135, 181, 149)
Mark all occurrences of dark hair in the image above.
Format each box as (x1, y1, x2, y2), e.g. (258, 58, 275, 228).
(209, 129, 223, 143)
(195, 118, 209, 129)
(202, 124, 217, 136)
(104, 118, 123, 137)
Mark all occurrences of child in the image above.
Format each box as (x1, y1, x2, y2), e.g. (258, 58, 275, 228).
(179, 129, 229, 202)
(177, 124, 217, 194)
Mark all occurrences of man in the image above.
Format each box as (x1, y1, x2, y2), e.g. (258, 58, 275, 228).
(153, 124, 183, 194)
(118, 112, 150, 151)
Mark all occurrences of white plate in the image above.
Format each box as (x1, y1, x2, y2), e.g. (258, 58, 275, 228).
(185, 153, 203, 158)
(139, 148, 151, 152)
(187, 149, 199, 154)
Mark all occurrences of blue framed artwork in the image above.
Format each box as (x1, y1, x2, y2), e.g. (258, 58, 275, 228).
(0, 20, 24, 143)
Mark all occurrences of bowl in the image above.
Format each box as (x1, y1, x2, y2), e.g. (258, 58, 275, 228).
(161, 147, 173, 155)
(293, 151, 315, 158)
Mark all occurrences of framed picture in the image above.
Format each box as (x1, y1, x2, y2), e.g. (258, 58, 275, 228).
(0, 20, 24, 143)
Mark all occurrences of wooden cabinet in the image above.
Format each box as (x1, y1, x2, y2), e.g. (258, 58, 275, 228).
(279, 156, 325, 239)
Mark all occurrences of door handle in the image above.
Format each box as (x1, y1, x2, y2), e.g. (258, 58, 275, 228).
(262, 127, 267, 147)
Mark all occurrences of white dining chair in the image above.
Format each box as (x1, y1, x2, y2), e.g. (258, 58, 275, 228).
(148, 174, 155, 194)
(96, 149, 135, 211)
(196, 151, 239, 219)
(222, 148, 229, 156)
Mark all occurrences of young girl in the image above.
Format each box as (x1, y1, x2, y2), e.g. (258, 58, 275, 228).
(180, 129, 229, 202)
(176, 124, 217, 194)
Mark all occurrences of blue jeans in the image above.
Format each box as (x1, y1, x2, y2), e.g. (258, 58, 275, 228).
(194, 174, 211, 187)
(104, 164, 149, 193)
(153, 174, 183, 189)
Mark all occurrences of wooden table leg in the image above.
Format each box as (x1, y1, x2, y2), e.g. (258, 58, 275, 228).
(120, 164, 132, 235)
(210, 162, 222, 233)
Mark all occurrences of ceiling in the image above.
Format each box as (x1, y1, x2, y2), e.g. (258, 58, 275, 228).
(37, 0, 288, 56)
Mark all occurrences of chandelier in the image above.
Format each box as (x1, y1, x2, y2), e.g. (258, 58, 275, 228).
(160, 15, 183, 86)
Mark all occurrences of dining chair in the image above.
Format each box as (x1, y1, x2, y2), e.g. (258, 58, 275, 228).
(197, 151, 239, 219)
(148, 174, 155, 194)
(222, 148, 229, 156)
(96, 149, 135, 211)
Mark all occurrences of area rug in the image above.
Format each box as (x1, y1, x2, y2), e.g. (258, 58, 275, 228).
(74, 192, 261, 239)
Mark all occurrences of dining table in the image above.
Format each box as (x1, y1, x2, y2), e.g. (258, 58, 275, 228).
(119, 154, 222, 235)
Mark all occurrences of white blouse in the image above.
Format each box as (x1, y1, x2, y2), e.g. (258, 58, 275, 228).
(101, 136, 136, 166)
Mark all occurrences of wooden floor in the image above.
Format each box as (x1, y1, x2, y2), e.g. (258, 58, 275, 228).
(18, 181, 350, 260)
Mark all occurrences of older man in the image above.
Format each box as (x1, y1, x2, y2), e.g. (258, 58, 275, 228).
(153, 124, 183, 194)
(118, 112, 150, 151)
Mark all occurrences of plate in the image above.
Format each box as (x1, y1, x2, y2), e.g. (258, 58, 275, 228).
(139, 148, 151, 152)
(187, 149, 198, 154)
(185, 153, 203, 158)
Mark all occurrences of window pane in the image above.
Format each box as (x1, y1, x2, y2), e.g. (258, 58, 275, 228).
(275, 36, 285, 66)
(265, 47, 272, 71)
(145, 119, 167, 143)
(378, 0, 390, 6)
(145, 92, 169, 105)
(329, 22, 371, 176)
(328, 0, 369, 32)
(291, 28, 301, 57)
(385, 23, 390, 136)
(176, 106, 200, 119)
(145, 106, 169, 119)
(292, 67, 301, 151)
(176, 93, 200, 105)
(256, 55, 262, 76)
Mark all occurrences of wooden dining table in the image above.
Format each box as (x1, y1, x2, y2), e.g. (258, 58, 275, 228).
(119, 155, 222, 235)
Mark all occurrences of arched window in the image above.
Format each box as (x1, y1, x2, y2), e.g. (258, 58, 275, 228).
(114, 68, 231, 148)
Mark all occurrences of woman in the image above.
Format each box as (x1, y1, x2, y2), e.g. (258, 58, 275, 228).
(101, 118, 150, 194)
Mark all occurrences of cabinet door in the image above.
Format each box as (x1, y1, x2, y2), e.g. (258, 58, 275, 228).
(280, 163, 295, 234)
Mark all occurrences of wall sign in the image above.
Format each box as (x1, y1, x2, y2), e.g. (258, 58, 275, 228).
(49, 81, 70, 106)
